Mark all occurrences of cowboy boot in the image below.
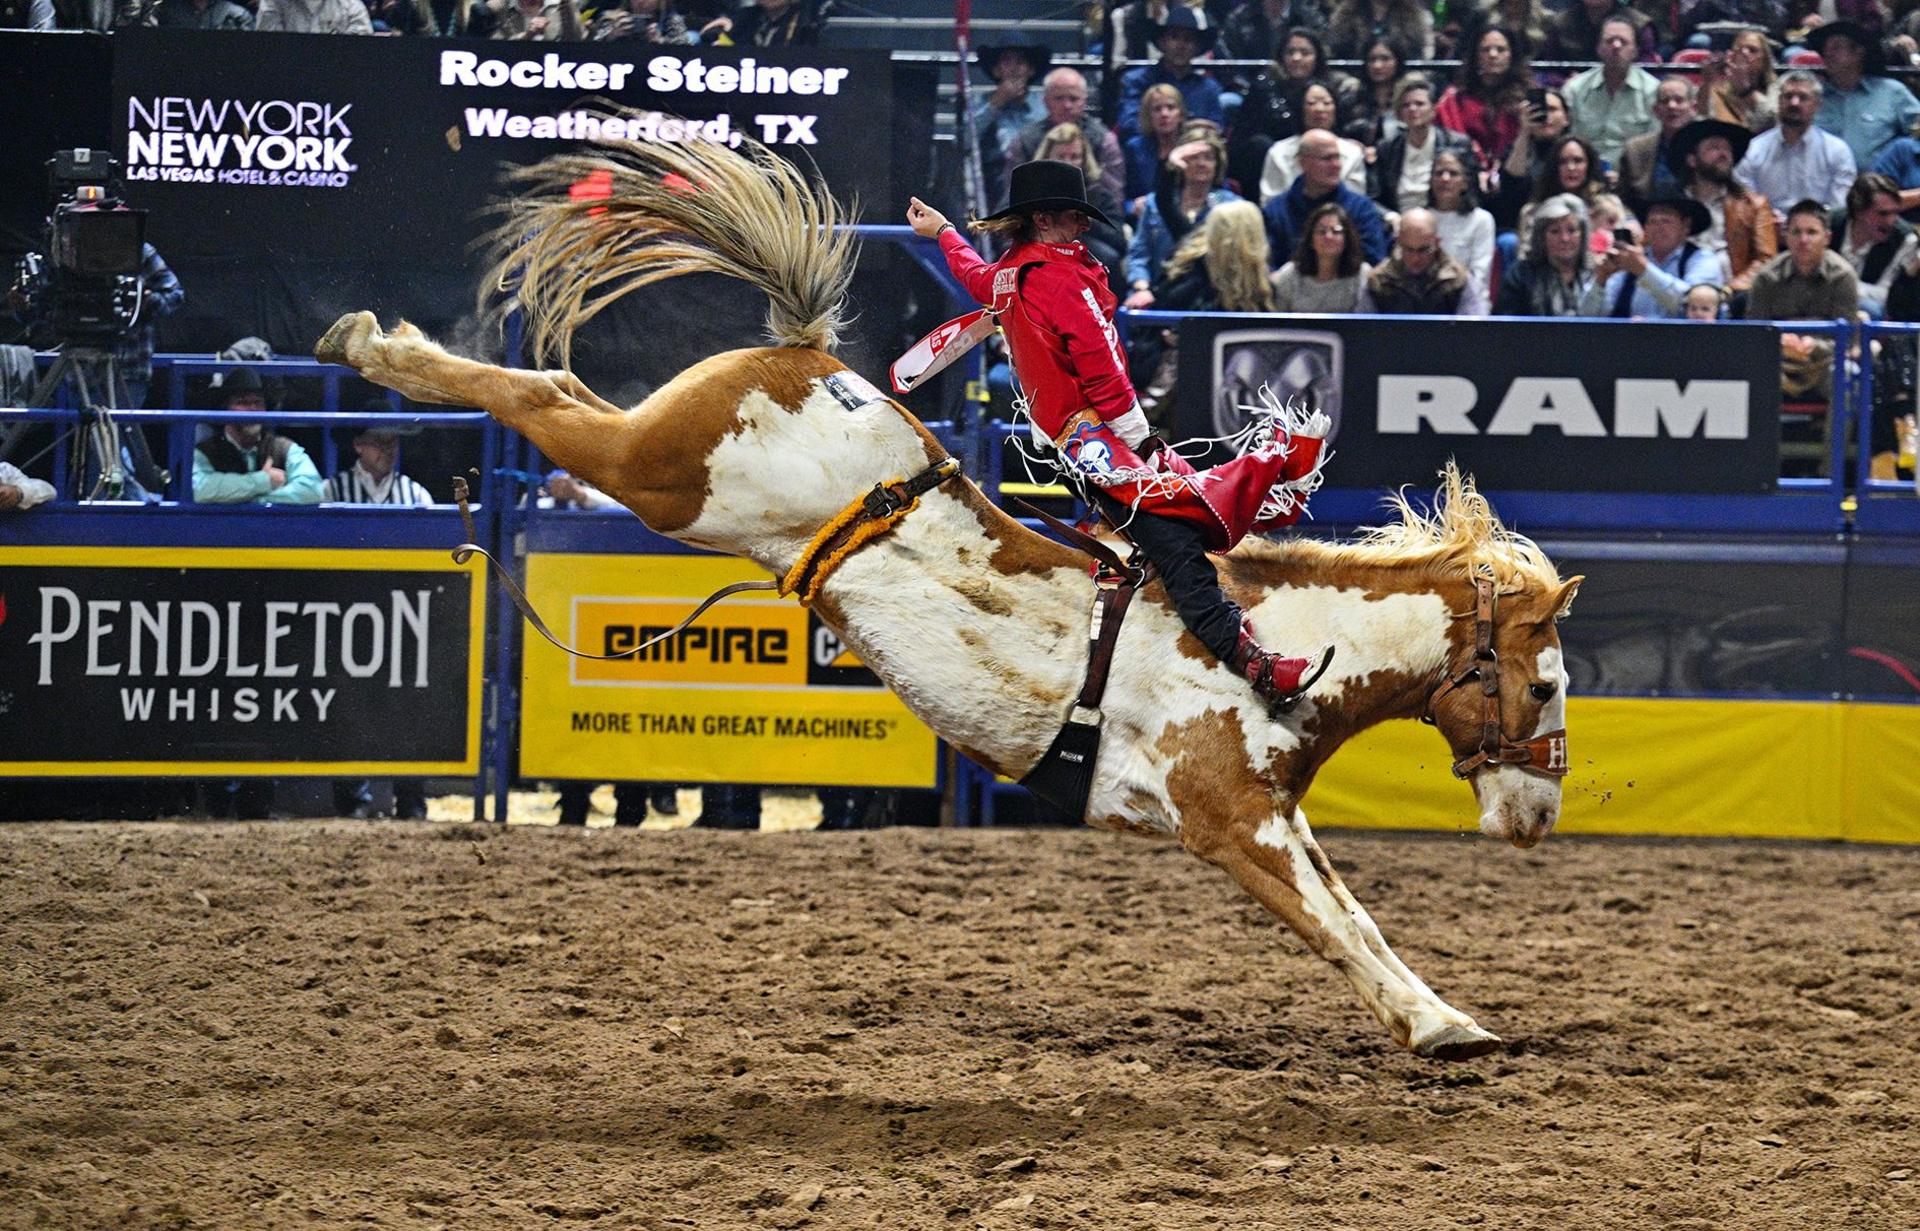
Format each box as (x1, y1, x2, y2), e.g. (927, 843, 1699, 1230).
(1230, 618, 1335, 714)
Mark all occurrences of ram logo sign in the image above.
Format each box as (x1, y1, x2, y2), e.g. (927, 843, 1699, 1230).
(1378, 377, 1751, 439)
(1173, 317, 1782, 493)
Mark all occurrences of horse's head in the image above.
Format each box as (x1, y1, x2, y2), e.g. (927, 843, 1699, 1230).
(1428, 574, 1583, 849)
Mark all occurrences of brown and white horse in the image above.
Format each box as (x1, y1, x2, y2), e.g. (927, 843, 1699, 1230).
(317, 135, 1581, 1061)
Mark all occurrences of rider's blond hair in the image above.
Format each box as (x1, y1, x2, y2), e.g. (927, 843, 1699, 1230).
(1163, 200, 1274, 313)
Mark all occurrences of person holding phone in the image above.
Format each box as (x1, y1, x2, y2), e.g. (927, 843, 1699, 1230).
(1488, 85, 1570, 233)
(1579, 190, 1723, 318)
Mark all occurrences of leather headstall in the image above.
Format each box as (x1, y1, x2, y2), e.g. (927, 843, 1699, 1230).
(1422, 575, 1569, 781)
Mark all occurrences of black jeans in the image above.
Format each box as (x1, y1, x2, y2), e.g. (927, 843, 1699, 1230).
(1092, 489, 1244, 665)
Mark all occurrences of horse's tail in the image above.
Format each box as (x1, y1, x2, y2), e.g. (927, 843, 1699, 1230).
(480, 121, 857, 368)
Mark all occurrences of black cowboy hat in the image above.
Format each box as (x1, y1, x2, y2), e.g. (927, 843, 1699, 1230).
(217, 365, 264, 400)
(1805, 20, 1886, 73)
(1151, 4, 1217, 53)
(1665, 118, 1753, 177)
(1641, 187, 1712, 236)
(349, 395, 423, 437)
(975, 43, 1051, 81)
(982, 160, 1117, 228)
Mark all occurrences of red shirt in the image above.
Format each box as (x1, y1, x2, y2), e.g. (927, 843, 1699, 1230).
(937, 229, 1138, 439)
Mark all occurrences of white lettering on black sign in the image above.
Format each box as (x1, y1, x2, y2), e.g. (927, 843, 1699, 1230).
(1377, 377, 1750, 439)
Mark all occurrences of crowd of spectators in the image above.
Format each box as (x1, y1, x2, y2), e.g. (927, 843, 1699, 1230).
(954, 2, 1920, 458)
(0, 0, 826, 40)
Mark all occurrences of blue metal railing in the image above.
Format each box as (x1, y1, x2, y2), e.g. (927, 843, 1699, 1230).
(1857, 321, 1920, 536)
(5, 233, 1915, 817)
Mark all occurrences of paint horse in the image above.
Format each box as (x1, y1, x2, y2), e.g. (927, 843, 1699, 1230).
(316, 134, 1581, 1061)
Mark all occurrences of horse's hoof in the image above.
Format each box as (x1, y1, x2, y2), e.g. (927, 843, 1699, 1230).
(316, 310, 380, 368)
(1413, 1023, 1503, 1061)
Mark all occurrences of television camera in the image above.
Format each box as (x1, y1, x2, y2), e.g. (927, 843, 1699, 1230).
(2, 150, 165, 499)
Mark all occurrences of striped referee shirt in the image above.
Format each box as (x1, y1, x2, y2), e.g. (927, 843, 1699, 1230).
(324, 464, 434, 506)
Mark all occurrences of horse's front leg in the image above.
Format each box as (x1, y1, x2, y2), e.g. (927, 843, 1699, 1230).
(1185, 802, 1501, 1060)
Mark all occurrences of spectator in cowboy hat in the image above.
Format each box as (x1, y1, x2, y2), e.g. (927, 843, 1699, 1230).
(1116, 5, 1227, 141)
(323, 406, 434, 506)
(1670, 117, 1777, 293)
(972, 42, 1048, 196)
(1581, 188, 1723, 317)
(1809, 20, 1920, 170)
(191, 367, 323, 505)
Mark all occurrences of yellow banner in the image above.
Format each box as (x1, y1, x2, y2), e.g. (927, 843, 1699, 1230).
(518, 553, 937, 787)
(1307, 696, 1920, 845)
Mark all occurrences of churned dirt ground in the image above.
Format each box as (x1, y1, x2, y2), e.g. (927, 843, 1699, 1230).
(1, 819, 1916, 1231)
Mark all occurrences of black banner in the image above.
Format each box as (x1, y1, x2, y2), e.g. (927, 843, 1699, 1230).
(110, 29, 898, 264)
(1175, 316, 1783, 494)
(0, 552, 480, 771)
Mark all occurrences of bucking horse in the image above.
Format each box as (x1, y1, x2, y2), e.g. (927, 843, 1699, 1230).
(317, 133, 1581, 1061)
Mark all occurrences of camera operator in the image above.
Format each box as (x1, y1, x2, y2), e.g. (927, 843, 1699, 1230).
(8, 234, 182, 500)
(191, 366, 323, 505)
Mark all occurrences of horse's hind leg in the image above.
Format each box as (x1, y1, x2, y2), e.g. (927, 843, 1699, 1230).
(1186, 803, 1500, 1060)
(316, 311, 623, 481)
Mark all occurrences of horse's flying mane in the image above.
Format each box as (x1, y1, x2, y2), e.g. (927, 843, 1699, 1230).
(1232, 462, 1564, 594)
(479, 118, 858, 368)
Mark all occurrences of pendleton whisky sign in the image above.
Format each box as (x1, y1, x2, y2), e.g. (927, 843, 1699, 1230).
(0, 546, 485, 775)
(517, 552, 936, 787)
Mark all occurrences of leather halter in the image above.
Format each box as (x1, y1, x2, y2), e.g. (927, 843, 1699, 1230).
(1422, 575, 1569, 781)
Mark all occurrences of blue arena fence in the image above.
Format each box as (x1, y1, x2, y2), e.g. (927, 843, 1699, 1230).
(2, 227, 1916, 820)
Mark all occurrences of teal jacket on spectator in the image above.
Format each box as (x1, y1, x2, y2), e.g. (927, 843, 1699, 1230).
(192, 434, 323, 505)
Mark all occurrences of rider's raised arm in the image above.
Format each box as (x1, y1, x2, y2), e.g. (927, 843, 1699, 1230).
(937, 227, 998, 305)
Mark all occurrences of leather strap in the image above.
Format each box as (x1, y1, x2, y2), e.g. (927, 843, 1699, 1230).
(1075, 570, 1141, 717)
(1009, 495, 1134, 576)
(446, 458, 961, 663)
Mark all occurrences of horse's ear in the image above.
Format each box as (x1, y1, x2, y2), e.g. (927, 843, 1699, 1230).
(1549, 575, 1583, 621)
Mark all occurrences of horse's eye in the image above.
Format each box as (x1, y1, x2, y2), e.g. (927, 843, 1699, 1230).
(1529, 682, 1556, 703)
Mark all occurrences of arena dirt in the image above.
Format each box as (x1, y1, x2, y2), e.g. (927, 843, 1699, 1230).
(2, 816, 1916, 1230)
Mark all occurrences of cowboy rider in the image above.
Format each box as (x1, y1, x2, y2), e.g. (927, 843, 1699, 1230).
(906, 161, 1333, 711)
